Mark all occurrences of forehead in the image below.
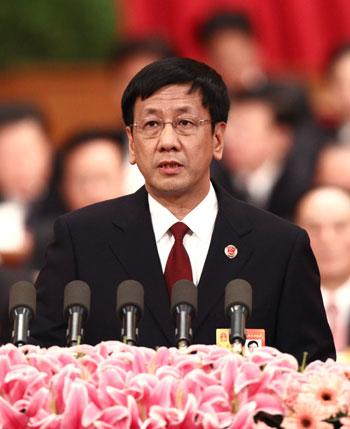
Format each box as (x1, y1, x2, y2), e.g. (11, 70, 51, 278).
(299, 191, 350, 224)
(66, 139, 122, 164)
(133, 84, 206, 117)
(333, 53, 350, 79)
(0, 120, 48, 157)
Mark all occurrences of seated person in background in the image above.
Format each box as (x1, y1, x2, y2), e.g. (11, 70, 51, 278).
(31, 57, 335, 364)
(110, 36, 175, 103)
(58, 129, 126, 211)
(295, 187, 350, 353)
(326, 42, 350, 144)
(0, 103, 62, 272)
(314, 143, 350, 192)
(198, 10, 267, 92)
(211, 82, 326, 220)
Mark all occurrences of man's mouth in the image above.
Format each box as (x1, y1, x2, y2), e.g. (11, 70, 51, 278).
(158, 160, 184, 174)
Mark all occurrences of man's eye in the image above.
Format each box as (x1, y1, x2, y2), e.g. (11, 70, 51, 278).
(177, 119, 195, 128)
(143, 120, 160, 129)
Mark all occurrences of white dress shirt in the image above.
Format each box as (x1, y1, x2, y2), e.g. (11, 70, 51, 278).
(233, 160, 282, 208)
(321, 277, 350, 351)
(148, 183, 218, 285)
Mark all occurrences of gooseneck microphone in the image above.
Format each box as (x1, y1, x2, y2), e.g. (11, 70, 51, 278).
(225, 279, 252, 353)
(9, 281, 36, 346)
(171, 280, 198, 349)
(63, 280, 91, 347)
(116, 280, 144, 346)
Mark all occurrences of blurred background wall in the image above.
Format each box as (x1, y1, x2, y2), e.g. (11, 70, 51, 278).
(1, 0, 350, 144)
(0, 0, 120, 144)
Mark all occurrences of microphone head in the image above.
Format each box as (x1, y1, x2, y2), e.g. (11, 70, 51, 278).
(63, 280, 91, 318)
(171, 279, 198, 315)
(9, 281, 36, 318)
(116, 280, 144, 318)
(225, 279, 252, 317)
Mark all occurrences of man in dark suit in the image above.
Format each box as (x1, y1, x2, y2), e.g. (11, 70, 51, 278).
(211, 81, 328, 221)
(32, 57, 335, 364)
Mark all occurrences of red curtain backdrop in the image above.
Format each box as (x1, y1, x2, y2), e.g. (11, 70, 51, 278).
(121, 0, 350, 75)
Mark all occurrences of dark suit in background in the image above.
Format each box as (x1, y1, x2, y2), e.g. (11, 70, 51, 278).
(31, 183, 335, 363)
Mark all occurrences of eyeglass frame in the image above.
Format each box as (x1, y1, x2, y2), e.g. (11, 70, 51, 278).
(128, 118, 213, 138)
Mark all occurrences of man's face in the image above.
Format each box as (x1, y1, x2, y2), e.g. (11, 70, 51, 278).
(296, 188, 350, 285)
(62, 139, 125, 211)
(126, 84, 225, 205)
(0, 120, 52, 202)
(205, 30, 263, 91)
(315, 146, 350, 192)
(331, 53, 350, 121)
(223, 102, 290, 173)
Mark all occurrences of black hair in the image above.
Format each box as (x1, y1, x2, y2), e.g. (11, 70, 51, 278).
(247, 340, 259, 347)
(109, 36, 175, 65)
(0, 102, 49, 133)
(121, 57, 230, 128)
(198, 10, 253, 43)
(232, 80, 311, 127)
(326, 42, 350, 75)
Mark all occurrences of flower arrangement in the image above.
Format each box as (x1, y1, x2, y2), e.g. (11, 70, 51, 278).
(0, 341, 349, 428)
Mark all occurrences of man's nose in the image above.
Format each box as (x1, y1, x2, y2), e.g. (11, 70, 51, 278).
(158, 122, 181, 150)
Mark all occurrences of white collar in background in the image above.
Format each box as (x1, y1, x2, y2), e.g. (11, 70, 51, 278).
(234, 160, 282, 207)
(321, 277, 350, 303)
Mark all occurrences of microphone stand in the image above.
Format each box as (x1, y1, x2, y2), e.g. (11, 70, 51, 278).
(66, 305, 86, 347)
(174, 303, 193, 349)
(121, 305, 139, 346)
(12, 307, 32, 346)
(228, 304, 248, 355)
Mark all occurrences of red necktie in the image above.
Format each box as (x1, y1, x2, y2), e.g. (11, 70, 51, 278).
(164, 222, 193, 293)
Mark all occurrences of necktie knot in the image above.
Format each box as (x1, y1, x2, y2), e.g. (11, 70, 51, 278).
(170, 222, 189, 241)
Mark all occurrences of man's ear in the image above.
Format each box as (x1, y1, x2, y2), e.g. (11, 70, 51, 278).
(212, 122, 226, 161)
(126, 127, 136, 165)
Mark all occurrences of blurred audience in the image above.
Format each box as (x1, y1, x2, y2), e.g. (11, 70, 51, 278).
(327, 43, 350, 143)
(211, 81, 326, 219)
(58, 129, 126, 211)
(110, 37, 175, 97)
(198, 10, 267, 92)
(295, 187, 350, 352)
(314, 143, 350, 191)
(0, 103, 62, 271)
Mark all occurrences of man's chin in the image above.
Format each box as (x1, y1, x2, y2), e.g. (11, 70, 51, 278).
(146, 180, 189, 198)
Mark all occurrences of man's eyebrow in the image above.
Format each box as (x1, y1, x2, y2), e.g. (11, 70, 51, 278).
(141, 106, 196, 116)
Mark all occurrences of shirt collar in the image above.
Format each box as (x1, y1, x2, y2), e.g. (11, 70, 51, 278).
(148, 183, 218, 243)
(321, 277, 350, 302)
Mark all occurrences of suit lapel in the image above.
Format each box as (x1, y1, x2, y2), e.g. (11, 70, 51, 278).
(108, 185, 254, 343)
(109, 187, 174, 343)
(194, 185, 254, 330)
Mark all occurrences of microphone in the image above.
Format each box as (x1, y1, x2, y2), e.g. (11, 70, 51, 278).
(225, 279, 252, 354)
(116, 280, 144, 346)
(171, 279, 197, 349)
(63, 280, 91, 347)
(9, 281, 36, 346)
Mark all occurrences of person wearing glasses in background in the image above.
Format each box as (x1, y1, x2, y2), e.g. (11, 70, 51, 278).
(32, 57, 335, 364)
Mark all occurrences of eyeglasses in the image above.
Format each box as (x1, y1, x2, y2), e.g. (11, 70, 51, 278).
(129, 118, 212, 138)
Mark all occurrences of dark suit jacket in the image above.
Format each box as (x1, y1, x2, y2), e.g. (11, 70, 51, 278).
(31, 183, 335, 363)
